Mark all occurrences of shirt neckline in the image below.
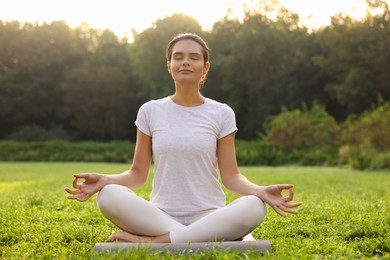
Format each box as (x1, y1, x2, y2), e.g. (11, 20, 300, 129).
(168, 96, 208, 109)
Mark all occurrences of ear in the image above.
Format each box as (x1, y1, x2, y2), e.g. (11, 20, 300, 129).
(203, 61, 210, 75)
(167, 61, 171, 74)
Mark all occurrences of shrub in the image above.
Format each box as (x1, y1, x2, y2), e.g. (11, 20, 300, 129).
(6, 125, 48, 141)
(235, 140, 288, 166)
(340, 102, 390, 152)
(290, 147, 338, 166)
(338, 102, 390, 170)
(0, 140, 134, 163)
(369, 151, 390, 170)
(263, 103, 340, 151)
(6, 125, 73, 141)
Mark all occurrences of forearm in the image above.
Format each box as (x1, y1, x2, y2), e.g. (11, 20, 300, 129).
(100, 168, 148, 190)
(222, 172, 264, 197)
(66, 167, 148, 202)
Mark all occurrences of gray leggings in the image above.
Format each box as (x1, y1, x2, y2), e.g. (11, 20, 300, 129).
(97, 184, 267, 243)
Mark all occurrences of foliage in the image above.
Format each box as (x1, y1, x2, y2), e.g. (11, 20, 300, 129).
(313, 2, 390, 118)
(0, 140, 134, 163)
(1, 133, 389, 170)
(263, 103, 339, 150)
(63, 65, 132, 140)
(207, 9, 325, 139)
(1, 1, 389, 141)
(0, 21, 88, 138)
(259, 101, 390, 170)
(235, 140, 287, 166)
(0, 163, 389, 259)
(129, 14, 204, 101)
(340, 101, 390, 151)
(338, 101, 390, 169)
(6, 124, 72, 141)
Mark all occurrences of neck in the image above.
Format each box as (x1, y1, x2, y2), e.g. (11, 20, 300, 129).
(171, 89, 205, 107)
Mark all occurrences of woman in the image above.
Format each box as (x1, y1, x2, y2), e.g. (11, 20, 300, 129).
(65, 33, 302, 243)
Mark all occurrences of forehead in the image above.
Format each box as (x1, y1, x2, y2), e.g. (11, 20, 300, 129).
(172, 39, 203, 55)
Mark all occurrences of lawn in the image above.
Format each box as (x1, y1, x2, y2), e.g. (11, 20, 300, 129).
(0, 162, 389, 259)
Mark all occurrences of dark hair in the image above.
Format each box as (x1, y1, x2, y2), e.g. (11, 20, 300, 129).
(166, 33, 210, 64)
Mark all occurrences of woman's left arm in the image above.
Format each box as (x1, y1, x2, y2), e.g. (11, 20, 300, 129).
(217, 133, 262, 195)
(217, 133, 302, 217)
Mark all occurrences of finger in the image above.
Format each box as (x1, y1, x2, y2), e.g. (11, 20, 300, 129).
(286, 201, 303, 208)
(76, 193, 91, 202)
(67, 195, 80, 200)
(282, 202, 302, 208)
(67, 190, 89, 201)
(278, 184, 294, 191)
(74, 173, 89, 178)
(279, 204, 298, 215)
(65, 188, 82, 195)
(284, 188, 295, 202)
(272, 205, 287, 217)
(72, 177, 81, 189)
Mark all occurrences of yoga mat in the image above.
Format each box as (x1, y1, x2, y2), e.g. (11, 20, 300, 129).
(94, 240, 271, 253)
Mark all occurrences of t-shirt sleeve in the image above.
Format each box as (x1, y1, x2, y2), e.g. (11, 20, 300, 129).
(134, 103, 152, 136)
(218, 104, 238, 139)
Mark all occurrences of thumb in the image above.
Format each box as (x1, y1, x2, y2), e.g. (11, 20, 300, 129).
(73, 173, 89, 179)
(278, 184, 294, 190)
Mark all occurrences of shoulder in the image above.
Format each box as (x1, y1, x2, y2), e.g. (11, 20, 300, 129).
(205, 98, 235, 114)
(205, 98, 237, 136)
(139, 96, 170, 111)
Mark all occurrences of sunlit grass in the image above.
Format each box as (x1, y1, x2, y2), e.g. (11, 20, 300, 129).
(0, 162, 389, 259)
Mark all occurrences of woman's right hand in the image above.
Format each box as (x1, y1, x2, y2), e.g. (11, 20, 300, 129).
(65, 173, 105, 202)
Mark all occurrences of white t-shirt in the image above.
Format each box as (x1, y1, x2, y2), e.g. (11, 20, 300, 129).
(135, 96, 238, 217)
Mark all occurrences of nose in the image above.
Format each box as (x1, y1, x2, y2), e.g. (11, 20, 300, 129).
(182, 57, 190, 66)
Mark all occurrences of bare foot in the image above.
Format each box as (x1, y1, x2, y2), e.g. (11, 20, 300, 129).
(107, 231, 147, 243)
(107, 231, 170, 243)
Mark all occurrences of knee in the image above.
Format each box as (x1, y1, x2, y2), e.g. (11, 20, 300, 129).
(240, 195, 267, 226)
(97, 184, 130, 213)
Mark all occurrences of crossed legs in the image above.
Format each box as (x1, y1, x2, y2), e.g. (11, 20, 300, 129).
(97, 184, 267, 243)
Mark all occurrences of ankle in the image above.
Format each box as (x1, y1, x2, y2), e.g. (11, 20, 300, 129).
(151, 233, 170, 243)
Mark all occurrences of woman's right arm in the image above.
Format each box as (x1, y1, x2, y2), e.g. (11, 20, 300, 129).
(65, 129, 152, 202)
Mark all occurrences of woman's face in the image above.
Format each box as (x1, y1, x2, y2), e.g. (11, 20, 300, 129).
(167, 39, 210, 86)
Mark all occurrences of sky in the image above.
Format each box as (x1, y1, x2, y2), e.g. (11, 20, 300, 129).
(0, 0, 380, 39)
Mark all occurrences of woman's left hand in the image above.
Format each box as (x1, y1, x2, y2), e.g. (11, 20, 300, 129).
(257, 184, 302, 217)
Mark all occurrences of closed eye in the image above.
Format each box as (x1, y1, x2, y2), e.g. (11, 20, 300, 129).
(172, 52, 202, 61)
(190, 54, 201, 60)
(173, 54, 184, 60)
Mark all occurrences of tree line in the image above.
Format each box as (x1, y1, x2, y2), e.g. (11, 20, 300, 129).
(1, 0, 389, 141)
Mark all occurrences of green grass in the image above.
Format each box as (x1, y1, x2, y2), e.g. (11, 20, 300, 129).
(0, 162, 389, 259)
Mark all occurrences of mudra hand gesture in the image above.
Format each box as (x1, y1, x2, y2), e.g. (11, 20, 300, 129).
(65, 173, 103, 202)
(258, 184, 302, 217)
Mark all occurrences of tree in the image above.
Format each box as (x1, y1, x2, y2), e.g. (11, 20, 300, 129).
(0, 21, 87, 138)
(208, 9, 322, 139)
(129, 14, 203, 101)
(63, 65, 130, 140)
(313, 1, 390, 117)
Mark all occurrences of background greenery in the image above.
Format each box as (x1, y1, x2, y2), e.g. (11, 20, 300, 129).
(1, 101, 388, 170)
(0, 162, 389, 259)
(1, 0, 389, 141)
(1, 2, 389, 258)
